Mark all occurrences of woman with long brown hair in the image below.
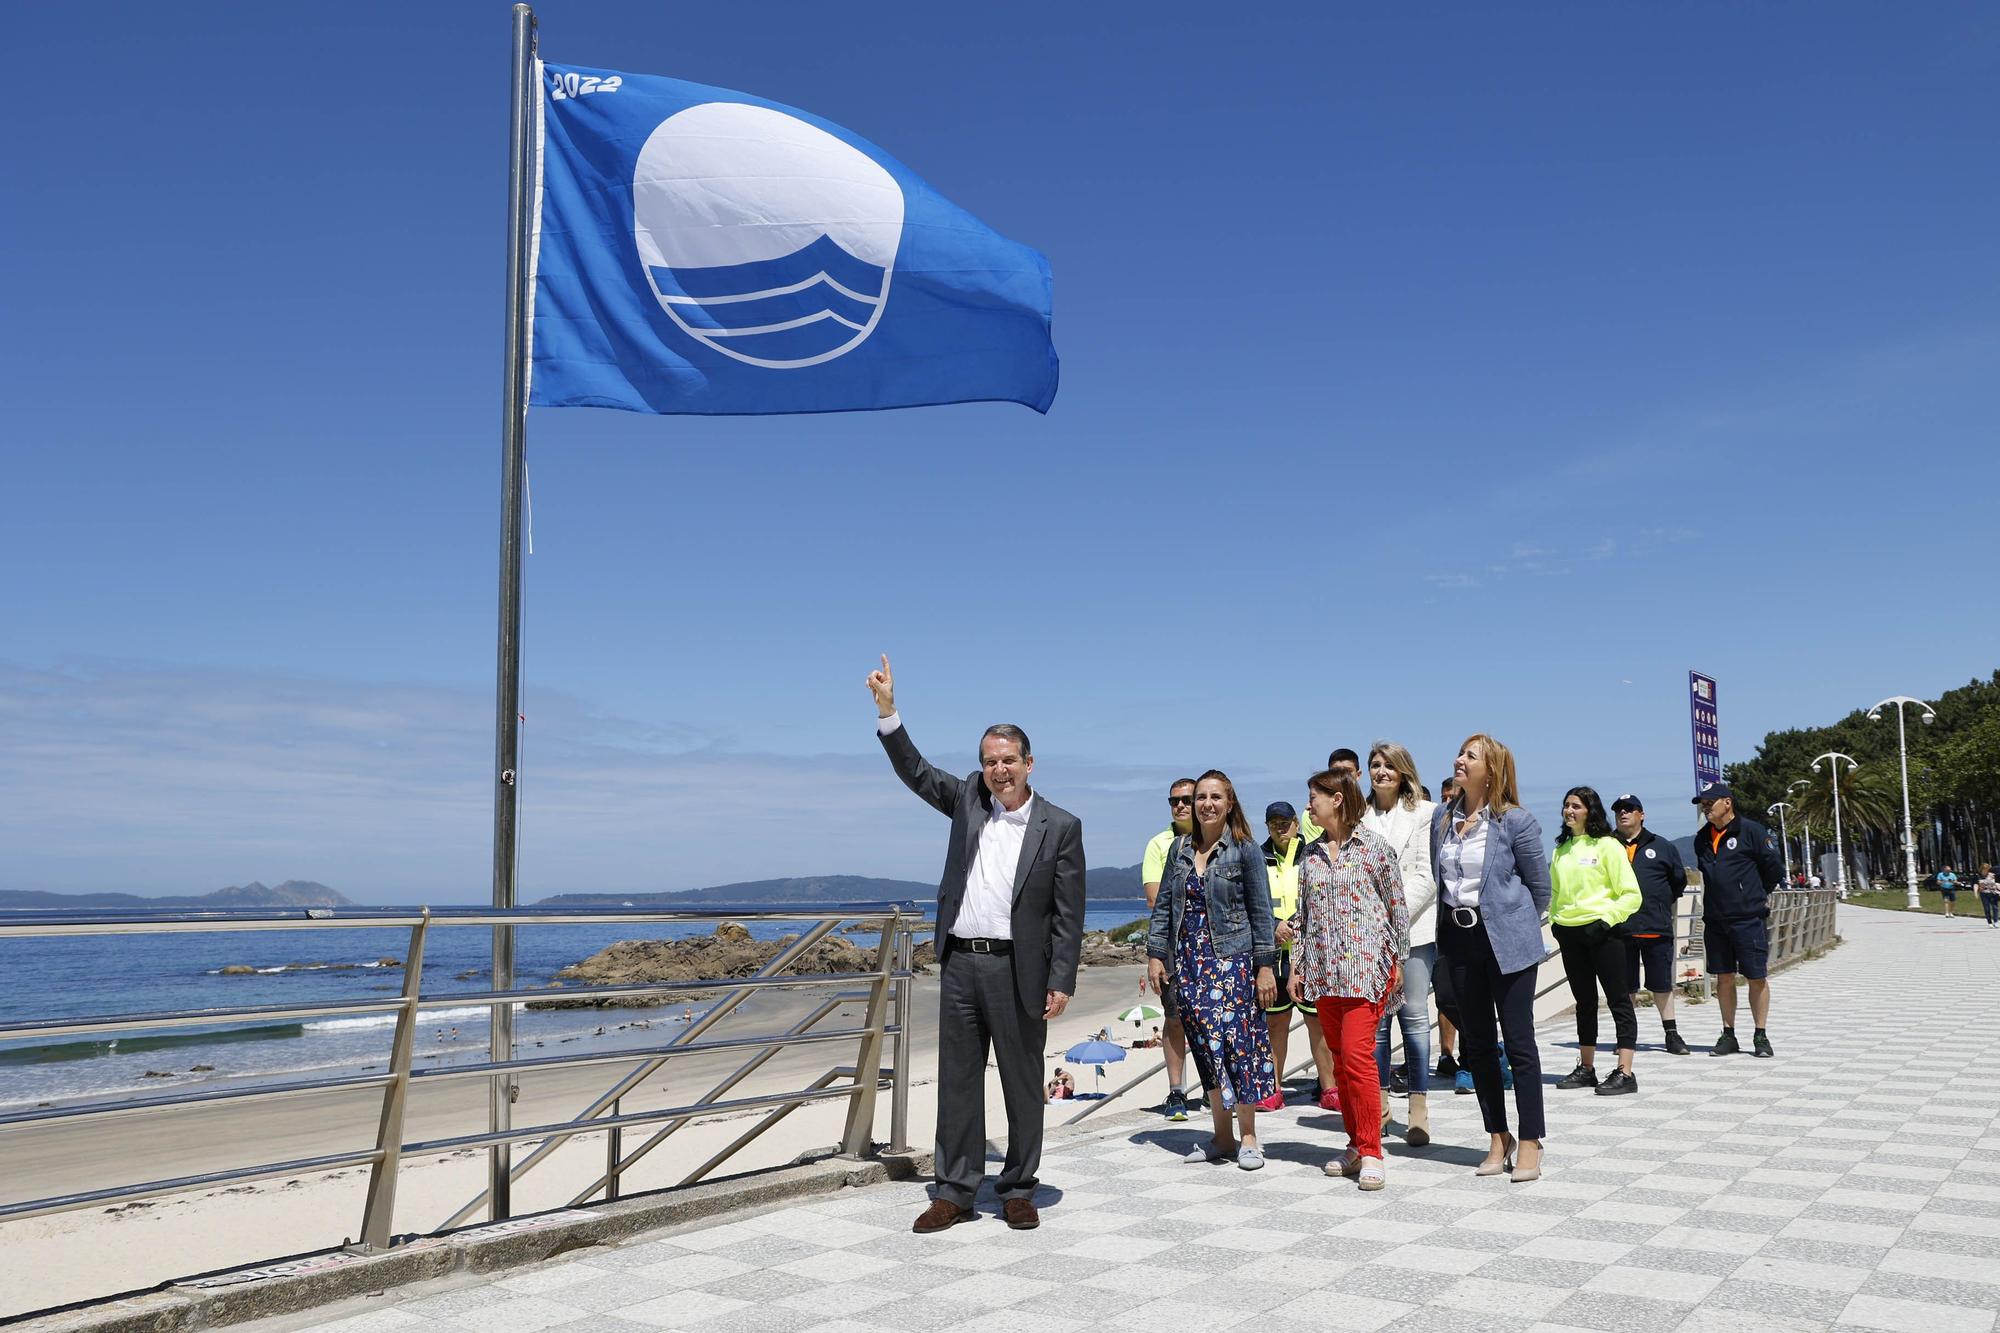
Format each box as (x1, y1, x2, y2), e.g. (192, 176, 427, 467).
(1290, 767, 1409, 1190)
(1146, 770, 1279, 1168)
(1431, 734, 1552, 1181)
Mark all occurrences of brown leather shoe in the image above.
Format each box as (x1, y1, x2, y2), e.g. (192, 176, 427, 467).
(912, 1198, 974, 1233)
(1002, 1198, 1040, 1230)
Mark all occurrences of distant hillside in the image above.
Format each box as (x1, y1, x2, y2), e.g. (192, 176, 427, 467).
(537, 876, 933, 907)
(0, 880, 356, 910)
(1087, 863, 1144, 898)
(538, 864, 1151, 908)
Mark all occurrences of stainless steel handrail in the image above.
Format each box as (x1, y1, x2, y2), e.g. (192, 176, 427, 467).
(0, 902, 926, 1256)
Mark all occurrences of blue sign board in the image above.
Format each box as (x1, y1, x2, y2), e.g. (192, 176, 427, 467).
(1689, 671, 1721, 793)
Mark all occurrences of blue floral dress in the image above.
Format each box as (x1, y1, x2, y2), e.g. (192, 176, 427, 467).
(1176, 870, 1276, 1109)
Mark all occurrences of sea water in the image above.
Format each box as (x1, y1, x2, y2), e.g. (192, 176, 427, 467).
(0, 902, 1152, 1108)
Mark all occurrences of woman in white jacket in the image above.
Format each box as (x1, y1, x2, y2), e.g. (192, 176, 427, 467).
(1362, 741, 1438, 1146)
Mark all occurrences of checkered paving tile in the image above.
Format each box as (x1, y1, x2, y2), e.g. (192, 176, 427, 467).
(291, 909, 1999, 1333)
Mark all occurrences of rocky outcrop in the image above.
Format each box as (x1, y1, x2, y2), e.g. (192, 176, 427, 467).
(530, 924, 918, 1010)
(1077, 930, 1147, 968)
(531, 922, 1143, 1011)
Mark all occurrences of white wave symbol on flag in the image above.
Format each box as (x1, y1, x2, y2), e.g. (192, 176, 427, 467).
(631, 101, 905, 371)
(647, 234, 888, 368)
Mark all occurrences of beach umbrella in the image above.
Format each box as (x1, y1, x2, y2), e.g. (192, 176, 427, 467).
(1115, 1003, 1163, 1026)
(1063, 1039, 1126, 1097)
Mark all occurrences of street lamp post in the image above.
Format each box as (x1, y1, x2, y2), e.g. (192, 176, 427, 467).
(1788, 780, 1813, 884)
(1768, 802, 1795, 885)
(1868, 695, 1936, 911)
(1811, 753, 1859, 899)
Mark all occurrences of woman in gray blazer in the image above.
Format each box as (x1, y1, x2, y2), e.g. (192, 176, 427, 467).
(1431, 734, 1552, 1182)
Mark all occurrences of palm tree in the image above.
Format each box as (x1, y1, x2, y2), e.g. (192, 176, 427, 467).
(1792, 764, 1899, 835)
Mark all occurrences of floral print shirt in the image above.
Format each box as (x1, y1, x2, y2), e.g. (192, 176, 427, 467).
(1295, 824, 1409, 1003)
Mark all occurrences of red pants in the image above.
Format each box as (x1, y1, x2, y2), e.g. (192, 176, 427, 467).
(1316, 993, 1388, 1159)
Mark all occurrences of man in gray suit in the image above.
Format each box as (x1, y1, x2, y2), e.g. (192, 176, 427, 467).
(867, 654, 1086, 1233)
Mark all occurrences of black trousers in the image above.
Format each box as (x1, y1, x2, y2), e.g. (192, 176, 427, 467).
(934, 949, 1047, 1208)
(1438, 912, 1545, 1141)
(1554, 921, 1638, 1051)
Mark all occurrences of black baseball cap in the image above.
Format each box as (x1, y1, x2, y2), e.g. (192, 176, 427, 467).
(1610, 793, 1644, 813)
(1691, 783, 1734, 805)
(1265, 801, 1297, 822)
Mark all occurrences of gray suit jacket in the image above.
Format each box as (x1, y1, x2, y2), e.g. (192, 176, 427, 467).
(879, 722, 1086, 1015)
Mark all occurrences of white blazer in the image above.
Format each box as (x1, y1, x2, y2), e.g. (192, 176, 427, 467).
(1363, 798, 1439, 947)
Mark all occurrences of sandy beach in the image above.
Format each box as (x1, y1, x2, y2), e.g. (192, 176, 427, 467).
(0, 962, 1170, 1320)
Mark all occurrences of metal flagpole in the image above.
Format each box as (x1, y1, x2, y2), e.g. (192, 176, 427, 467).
(489, 0, 538, 1221)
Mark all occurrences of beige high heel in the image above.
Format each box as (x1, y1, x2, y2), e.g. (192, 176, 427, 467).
(1475, 1132, 1516, 1176)
(1380, 1086, 1393, 1131)
(1511, 1139, 1544, 1183)
(1405, 1092, 1430, 1147)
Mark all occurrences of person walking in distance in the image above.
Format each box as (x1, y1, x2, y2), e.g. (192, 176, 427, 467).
(1143, 779, 1200, 1120)
(1692, 783, 1783, 1058)
(1147, 771, 1280, 1169)
(867, 656, 1085, 1232)
(1433, 735, 1551, 1181)
(1362, 742, 1438, 1145)
(1611, 794, 1692, 1054)
(1936, 866, 1960, 919)
(1293, 768, 1409, 1190)
(1549, 788, 1643, 1096)
(1258, 801, 1308, 1111)
(1977, 865, 2000, 928)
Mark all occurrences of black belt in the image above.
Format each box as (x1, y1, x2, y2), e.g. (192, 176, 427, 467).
(950, 936, 1012, 955)
(1445, 905, 1482, 929)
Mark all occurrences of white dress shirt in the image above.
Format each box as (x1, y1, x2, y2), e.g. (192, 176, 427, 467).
(1439, 809, 1489, 909)
(879, 711, 1030, 939)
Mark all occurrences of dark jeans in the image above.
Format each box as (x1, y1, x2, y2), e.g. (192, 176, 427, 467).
(1982, 893, 2000, 925)
(1554, 921, 1637, 1051)
(1438, 911, 1545, 1140)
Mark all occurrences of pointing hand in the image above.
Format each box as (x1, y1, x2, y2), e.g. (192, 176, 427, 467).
(866, 654, 896, 718)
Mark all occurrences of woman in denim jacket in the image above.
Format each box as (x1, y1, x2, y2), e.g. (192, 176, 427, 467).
(1148, 769, 1279, 1169)
(1430, 734, 1553, 1182)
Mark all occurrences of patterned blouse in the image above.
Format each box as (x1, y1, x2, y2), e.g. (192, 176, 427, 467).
(1295, 824, 1410, 1003)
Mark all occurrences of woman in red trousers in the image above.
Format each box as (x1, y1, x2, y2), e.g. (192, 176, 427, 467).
(1290, 767, 1410, 1190)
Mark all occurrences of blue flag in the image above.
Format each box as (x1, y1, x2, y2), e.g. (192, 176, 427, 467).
(530, 63, 1058, 416)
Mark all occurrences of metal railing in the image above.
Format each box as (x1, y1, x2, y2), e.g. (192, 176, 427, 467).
(1067, 888, 1838, 1121)
(0, 903, 924, 1252)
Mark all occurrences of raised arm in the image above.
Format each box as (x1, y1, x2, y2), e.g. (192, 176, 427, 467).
(867, 653, 962, 816)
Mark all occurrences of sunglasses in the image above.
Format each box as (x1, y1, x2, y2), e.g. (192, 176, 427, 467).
(1168, 795, 1195, 807)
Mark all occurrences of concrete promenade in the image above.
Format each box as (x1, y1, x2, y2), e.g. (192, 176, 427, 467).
(285, 907, 1999, 1333)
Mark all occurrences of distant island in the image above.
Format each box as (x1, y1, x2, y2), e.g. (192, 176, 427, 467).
(534, 863, 1147, 907)
(0, 880, 356, 910)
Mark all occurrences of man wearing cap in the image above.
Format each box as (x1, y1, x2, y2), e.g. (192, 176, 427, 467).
(1611, 794, 1691, 1055)
(1691, 783, 1785, 1057)
(1142, 779, 1199, 1120)
(1257, 801, 1311, 1110)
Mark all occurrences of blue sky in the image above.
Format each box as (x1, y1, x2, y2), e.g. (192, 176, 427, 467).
(4, 4, 1995, 902)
